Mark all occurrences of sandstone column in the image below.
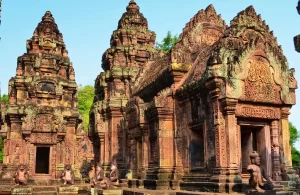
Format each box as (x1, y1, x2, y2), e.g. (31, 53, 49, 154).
(280, 107, 298, 181)
(206, 79, 241, 193)
(222, 98, 241, 180)
(270, 120, 282, 180)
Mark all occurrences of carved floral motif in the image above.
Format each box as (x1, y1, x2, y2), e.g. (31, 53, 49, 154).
(236, 104, 281, 119)
(30, 133, 57, 144)
(244, 58, 276, 103)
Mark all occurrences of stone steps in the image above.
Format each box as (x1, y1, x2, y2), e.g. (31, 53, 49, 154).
(33, 192, 57, 195)
(182, 173, 212, 182)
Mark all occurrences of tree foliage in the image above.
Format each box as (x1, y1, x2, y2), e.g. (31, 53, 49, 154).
(0, 94, 8, 106)
(290, 122, 300, 167)
(155, 31, 179, 52)
(78, 85, 95, 131)
(0, 94, 7, 163)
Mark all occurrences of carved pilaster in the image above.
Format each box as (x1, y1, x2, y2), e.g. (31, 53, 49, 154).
(206, 79, 226, 168)
(206, 79, 241, 190)
(98, 132, 105, 165)
(221, 98, 240, 178)
(280, 107, 298, 181)
(141, 127, 149, 179)
(270, 120, 281, 181)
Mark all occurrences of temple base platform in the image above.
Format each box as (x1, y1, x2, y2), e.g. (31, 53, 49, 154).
(0, 180, 297, 195)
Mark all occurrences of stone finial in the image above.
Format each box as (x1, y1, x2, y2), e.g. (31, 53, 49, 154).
(118, 0, 148, 29)
(42, 11, 54, 22)
(126, 0, 139, 13)
(31, 10, 62, 40)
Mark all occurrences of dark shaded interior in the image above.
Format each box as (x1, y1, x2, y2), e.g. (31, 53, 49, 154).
(35, 147, 50, 174)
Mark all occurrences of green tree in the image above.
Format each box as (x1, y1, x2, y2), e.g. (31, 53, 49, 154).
(0, 137, 3, 163)
(290, 122, 300, 166)
(155, 31, 179, 52)
(78, 85, 95, 131)
(0, 94, 8, 106)
(0, 94, 7, 162)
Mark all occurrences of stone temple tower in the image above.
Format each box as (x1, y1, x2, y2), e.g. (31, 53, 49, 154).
(0, 11, 93, 179)
(89, 0, 157, 175)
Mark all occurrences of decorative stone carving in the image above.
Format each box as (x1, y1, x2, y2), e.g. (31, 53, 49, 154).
(61, 164, 75, 185)
(0, 10, 91, 181)
(88, 2, 297, 192)
(244, 58, 276, 103)
(13, 165, 29, 185)
(247, 151, 274, 192)
(30, 133, 56, 144)
(236, 104, 281, 119)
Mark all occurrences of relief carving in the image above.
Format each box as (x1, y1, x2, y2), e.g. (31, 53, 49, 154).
(236, 104, 281, 119)
(35, 114, 53, 131)
(30, 133, 57, 144)
(244, 57, 278, 103)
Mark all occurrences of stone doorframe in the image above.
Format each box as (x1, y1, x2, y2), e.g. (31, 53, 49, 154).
(32, 144, 53, 179)
(237, 120, 281, 180)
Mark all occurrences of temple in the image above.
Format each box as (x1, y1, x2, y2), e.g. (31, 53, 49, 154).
(0, 0, 298, 194)
(0, 11, 93, 180)
(90, 1, 298, 193)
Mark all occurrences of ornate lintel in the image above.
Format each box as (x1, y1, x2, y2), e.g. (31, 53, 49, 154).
(236, 103, 281, 119)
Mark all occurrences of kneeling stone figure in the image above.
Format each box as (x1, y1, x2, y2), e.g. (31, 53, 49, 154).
(247, 151, 274, 192)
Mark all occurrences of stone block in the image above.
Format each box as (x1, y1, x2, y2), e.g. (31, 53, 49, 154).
(97, 189, 122, 195)
(245, 190, 276, 195)
(11, 187, 32, 195)
(58, 186, 78, 194)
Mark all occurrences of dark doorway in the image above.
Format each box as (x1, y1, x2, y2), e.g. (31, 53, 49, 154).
(35, 147, 50, 174)
(240, 126, 263, 174)
(190, 127, 205, 171)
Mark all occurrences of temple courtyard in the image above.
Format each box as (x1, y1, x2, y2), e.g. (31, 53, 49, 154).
(0, 0, 300, 194)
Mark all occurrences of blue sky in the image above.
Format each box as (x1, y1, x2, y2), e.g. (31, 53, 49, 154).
(1, 1, 300, 148)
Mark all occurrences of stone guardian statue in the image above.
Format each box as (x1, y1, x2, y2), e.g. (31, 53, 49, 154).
(13, 165, 29, 185)
(61, 164, 75, 185)
(247, 151, 274, 192)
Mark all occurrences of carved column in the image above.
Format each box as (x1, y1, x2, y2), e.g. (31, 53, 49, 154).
(156, 107, 175, 189)
(270, 120, 282, 180)
(206, 79, 227, 180)
(108, 108, 125, 176)
(141, 126, 149, 179)
(130, 139, 137, 178)
(9, 116, 23, 165)
(280, 107, 298, 181)
(98, 132, 105, 165)
(206, 79, 241, 192)
(222, 98, 241, 181)
(65, 117, 77, 165)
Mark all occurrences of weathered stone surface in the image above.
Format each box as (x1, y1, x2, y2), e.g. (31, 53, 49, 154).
(0, 11, 93, 180)
(90, 1, 297, 193)
(90, 0, 157, 177)
(245, 190, 276, 195)
(11, 187, 32, 195)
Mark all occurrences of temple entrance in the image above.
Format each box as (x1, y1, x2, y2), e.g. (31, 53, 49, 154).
(238, 123, 272, 177)
(35, 147, 50, 174)
(190, 127, 205, 171)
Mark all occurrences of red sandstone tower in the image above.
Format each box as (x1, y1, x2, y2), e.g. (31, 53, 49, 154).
(89, 0, 156, 176)
(0, 11, 93, 180)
